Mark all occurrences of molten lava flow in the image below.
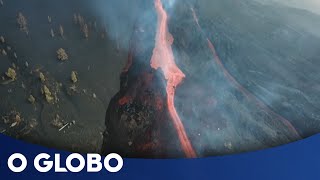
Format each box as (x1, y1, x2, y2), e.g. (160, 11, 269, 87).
(189, 7, 300, 138)
(150, 0, 197, 158)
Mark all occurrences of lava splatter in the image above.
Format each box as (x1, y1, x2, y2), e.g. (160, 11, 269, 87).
(150, 0, 196, 158)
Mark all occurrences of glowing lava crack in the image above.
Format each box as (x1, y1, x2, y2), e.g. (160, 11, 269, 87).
(150, 0, 197, 158)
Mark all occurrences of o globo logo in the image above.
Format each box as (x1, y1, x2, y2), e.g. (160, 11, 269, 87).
(6, 153, 123, 173)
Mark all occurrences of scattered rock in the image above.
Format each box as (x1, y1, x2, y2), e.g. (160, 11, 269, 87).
(59, 25, 64, 38)
(5, 67, 17, 80)
(28, 95, 36, 104)
(69, 84, 77, 92)
(17, 12, 28, 34)
(56, 48, 68, 61)
(13, 52, 17, 59)
(42, 85, 54, 103)
(29, 118, 38, 129)
(71, 71, 78, 83)
(50, 29, 54, 38)
(39, 72, 45, 82)
(2, 49, 7, 55)
(2, 111, 23, 127)
(0, 36, 4, 43)
(47, 16, 52, 23)
(51, 114, 64, 129)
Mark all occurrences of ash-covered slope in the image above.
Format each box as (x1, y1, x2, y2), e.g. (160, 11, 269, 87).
(102, 0, 320, 158)
(0, 0, 142, 153)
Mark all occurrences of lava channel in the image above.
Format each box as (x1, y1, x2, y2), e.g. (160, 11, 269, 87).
(150, 0, 197, 158)
(189, 6, 300, 138)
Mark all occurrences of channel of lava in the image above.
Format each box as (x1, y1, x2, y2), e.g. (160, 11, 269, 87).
(150, 0, 197, 158)
(190, 6, 301, 139)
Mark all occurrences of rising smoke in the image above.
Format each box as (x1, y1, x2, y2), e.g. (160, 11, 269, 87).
(93, 0, 320, 156)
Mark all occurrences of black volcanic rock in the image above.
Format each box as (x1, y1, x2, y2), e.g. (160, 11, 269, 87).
(102, 18, 184, 157)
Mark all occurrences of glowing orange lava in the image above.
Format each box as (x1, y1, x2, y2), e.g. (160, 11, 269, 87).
(151, 0, 196, 158)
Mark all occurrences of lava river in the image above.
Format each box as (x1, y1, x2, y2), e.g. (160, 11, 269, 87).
(149, 0, 197, 158)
